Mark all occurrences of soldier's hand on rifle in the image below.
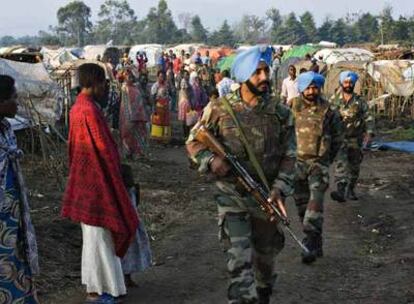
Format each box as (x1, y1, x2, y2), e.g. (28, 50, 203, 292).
(267, 188, 288, 220)
(209, 156, 231, 177)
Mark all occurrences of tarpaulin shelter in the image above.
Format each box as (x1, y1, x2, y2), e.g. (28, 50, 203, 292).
(367, 60, 414, 97)
(282, 45, 320, 61)
(40, 47, 78, 70)
(217, 54, 237, 72)
(315, 48, 375, 65)
(0, 58, 63, 125)
(83, 45, 121, 66)
(324, 61, 369, 98)
(128, 44, 163, 68)
(170, 44, 205, 56)
(197, 47, 235, 65)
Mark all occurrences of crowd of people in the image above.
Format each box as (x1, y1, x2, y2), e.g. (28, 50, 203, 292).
(0, 44, 375, 304)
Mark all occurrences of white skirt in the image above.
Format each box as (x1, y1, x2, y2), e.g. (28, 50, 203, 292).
(81, 223, 126, 297)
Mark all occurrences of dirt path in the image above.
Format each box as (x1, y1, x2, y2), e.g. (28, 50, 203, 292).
(36, 144, 414, 304)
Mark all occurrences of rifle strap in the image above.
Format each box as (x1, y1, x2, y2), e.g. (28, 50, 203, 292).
(221, 96, 270, 192)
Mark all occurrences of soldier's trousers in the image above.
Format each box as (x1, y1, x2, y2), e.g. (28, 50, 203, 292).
(334, 140, 363, 187)
(215, 183, 285, 304)
(293, 161, 329, 236)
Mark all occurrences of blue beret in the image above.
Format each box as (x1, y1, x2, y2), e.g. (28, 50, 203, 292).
(231, 45, 273, 83)
(339, 71, 359, 85)
(297, 71, 325, 93)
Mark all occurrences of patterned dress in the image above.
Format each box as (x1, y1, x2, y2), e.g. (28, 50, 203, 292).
(0, 119, 39, 304)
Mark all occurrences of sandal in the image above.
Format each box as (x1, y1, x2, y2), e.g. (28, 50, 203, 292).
(84, 293, 116, 304)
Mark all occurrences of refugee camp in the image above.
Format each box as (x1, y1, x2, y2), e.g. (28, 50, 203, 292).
(0, 0, 413, 303)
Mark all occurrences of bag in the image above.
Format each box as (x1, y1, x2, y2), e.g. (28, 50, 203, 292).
(186, 110, 199, 126)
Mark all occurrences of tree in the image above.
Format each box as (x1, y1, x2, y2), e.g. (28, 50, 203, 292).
(393, 16, 409, 42)
(379, 5, 395, 44)
(234, 15, 267, 44)
(266, 8, 283, 43)
(142, 0, 180, 44)
(330, 18, 353, 45)
(0, 36, 17, 47)
(178, 13, 193, 32)
(317, 18, 334, 42)
(57, 1, 92, 46)
(94, 0, 137, 45)
(354, 13, 379, 42)
(210, 20, 235, 46)
(300, 12, 317, 43)
(38, 30, 61, 46)
(190, 15, 208, 43)
(278, 13, 306, 44)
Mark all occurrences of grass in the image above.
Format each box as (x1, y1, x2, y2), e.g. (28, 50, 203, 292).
(384, 127, 414, 141)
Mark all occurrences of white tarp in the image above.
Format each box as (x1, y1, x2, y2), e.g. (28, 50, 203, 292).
(170, 43, 205, 56)
(40, 47, 78, 69)
(315, 48, 375, 64)
(83, 45, 108, 60)
(0, 58, 63, 124)
(128, 44, 163, 68)
(367, 60, 414, 97)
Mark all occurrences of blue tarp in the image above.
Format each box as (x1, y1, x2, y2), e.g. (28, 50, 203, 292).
(375, 141, 414, 154)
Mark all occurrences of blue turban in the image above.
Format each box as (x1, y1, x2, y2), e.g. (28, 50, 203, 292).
(231, 45, 273, 83)
(339, 71, 359, 85)
(297, 71, 325, 93)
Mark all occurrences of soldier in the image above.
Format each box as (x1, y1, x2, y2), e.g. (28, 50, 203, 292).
(330, 71, 374, 202)
(186, 46, 296, 304)
(291, 71, 343, 264)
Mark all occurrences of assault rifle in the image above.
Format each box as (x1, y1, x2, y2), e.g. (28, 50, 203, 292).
(195, 125, 310, 254)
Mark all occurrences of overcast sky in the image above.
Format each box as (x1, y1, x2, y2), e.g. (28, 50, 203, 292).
(1, 0, 414, 36)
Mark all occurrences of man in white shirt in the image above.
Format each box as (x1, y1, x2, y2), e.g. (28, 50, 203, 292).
(281, 65, 300, 106)
(216, 70, 235, 97)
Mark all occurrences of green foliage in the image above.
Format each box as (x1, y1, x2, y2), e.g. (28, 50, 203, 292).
(234, 15, 268, 44)
(57, 1, 92, 46)
(300, 12, 317, 43)
(209, 20, 235, 46)
(93, 0, 137, 45)
(190, 15, 208, 43)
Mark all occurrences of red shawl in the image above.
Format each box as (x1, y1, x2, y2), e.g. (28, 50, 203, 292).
(61, 93, 138, 257)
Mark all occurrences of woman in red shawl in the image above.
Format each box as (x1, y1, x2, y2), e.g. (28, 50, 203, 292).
(61, 64, 138, 304)
(119, 69, 149, 159)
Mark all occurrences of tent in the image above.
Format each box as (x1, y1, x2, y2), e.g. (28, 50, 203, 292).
(217, 54, 237, 72)
(0, 58, 63, 125)
(314, 48, 375, 65)
(282, 45, 320, 61)
(197, 47, 235, 65)
(367, 60, 414, 97)
(128, 44, 163, 68)
(324, 61, 369, 98)
(170, 43, 205, 56)
(83, 45, 121, 65)
(40, 47, 78, 70)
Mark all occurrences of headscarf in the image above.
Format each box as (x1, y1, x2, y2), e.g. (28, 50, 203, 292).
(339, 71, 359, 85)
(231, 45, 273, 83)
(297, 71, 325, 93)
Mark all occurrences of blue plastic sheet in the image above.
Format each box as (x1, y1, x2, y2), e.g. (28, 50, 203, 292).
(376, 141, 414, 154)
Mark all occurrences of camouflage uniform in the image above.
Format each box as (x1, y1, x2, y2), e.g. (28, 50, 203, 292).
(187, 91, 296, 304)
(330, 93, 374, 195)
(291, 97, 343, 253)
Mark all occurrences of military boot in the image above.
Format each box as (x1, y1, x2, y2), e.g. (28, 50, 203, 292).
(347, 182, 358, 200)
(257, 287, 272, 304)
(330, 182, 347, 203)
(301, 236, 317, 264)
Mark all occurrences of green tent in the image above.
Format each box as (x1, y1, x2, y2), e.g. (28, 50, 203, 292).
(217, 54, 237, 72)
(282, 45, 320, 61)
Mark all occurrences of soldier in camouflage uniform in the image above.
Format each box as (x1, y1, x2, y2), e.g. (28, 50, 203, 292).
(330, 71, 375, 202)
(187, 46, 296, 304)
(291, 71, 343, 264)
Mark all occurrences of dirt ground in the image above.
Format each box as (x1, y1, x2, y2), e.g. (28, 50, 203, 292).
(24, 131, 414, 304)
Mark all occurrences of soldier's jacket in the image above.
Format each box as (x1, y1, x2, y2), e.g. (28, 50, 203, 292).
(330, 92, 374, 139)
(186, 91, 297, 197)
(291, 96, 343, 165)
